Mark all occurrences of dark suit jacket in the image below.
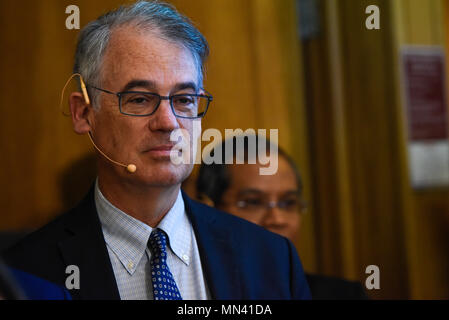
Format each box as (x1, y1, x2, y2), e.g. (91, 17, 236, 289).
(2, 188, 310, 300)
(306, 273, 367, 300)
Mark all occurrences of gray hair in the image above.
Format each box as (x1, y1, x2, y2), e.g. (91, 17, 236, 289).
(73, 0, 209, 108)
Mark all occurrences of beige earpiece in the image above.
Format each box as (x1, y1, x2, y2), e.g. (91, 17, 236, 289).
(60, 73, 91, 116)
(79, 76, 90, 105)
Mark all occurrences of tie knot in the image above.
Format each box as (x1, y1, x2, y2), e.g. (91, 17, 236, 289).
(148, 228, 168, 256)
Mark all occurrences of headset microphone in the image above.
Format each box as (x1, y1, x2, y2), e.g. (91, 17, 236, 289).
(60, 73, 137, 173)
(88, 132, 137, 173)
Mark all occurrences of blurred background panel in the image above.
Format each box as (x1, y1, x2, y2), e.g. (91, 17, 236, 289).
(300, 0, 449, 299)
(0, 0, 447, 299)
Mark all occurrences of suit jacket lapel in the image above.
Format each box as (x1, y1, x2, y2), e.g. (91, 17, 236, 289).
(183, 192, 242, 300)
(58, 187, 120, 300)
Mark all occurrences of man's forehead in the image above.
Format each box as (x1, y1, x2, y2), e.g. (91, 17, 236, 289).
(101, 25, 199, 86)
(120, 79, 198, 93)
(105, 27, 192, 65)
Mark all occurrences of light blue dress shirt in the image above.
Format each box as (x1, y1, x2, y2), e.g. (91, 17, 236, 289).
(94, 181, 210, 300)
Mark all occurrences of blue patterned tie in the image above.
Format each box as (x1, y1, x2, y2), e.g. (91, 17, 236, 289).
(148, 228, 182, 300)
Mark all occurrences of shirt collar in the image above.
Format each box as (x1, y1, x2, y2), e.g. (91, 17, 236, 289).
(157, 189, 192, 266)
(94, 180, 191, 276)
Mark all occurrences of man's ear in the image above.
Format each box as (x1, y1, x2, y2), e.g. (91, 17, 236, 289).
(69, 92, 93, 134)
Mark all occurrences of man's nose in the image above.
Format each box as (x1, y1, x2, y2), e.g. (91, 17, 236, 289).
(262, 204, 287, 226)
(148, 99, 180, 132)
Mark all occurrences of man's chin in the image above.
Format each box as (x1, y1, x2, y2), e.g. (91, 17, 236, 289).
(136, 162, 193, 187)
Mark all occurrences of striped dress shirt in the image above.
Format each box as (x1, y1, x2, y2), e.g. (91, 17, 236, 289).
(94, 181, 210, 300)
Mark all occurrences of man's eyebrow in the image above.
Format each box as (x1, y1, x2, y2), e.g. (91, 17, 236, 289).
(237, 189, 264, 196)
(120, 80, 198, 93)
(121, 80, 157, 92)
(173, 82, 198, 93)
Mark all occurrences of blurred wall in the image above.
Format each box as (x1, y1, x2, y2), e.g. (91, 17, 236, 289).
(392, 0, 449, 299)
(302, 0, 449, 299)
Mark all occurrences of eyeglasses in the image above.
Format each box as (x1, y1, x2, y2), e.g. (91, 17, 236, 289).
(88, 85, 213, 119)
(231, 197, 306, 214)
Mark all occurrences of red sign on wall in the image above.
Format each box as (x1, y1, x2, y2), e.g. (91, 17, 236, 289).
(403, 49, 449, 141)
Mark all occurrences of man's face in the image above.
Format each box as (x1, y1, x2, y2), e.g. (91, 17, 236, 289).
(89, 25, 200, 187)
(218, 156, 303, 242)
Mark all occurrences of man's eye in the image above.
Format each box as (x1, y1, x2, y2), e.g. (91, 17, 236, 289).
(130, 97, 147, 104)
(124, 94, 157, 106)
(129, 95, 155, 104)
(239, 199, 263, 207)
(279, 199, 299, 209)
(173, 96, 195, 105)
